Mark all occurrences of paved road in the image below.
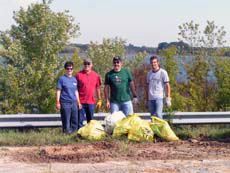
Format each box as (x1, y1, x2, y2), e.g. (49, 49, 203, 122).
(1, 160, 230, 173)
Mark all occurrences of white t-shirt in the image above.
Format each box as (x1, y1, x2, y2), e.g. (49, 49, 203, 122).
(146, 68, 169, 100)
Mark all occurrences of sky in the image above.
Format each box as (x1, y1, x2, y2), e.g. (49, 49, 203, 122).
(0, 0, 230, 47)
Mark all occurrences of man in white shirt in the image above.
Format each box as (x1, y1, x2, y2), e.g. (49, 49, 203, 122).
(145, 55, 171, 119)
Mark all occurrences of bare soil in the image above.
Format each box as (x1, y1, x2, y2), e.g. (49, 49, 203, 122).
(0, 138, 230, 163)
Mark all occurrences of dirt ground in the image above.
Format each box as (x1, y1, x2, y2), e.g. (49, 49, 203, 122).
(0, 139, 229, 163)
(0, 139, 230, 173)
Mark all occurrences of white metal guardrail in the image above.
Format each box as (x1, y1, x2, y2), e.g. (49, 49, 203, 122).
(0, 112, 230, 128)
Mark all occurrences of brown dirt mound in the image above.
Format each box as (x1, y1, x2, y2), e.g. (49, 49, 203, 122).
(0, 140, 229, 163)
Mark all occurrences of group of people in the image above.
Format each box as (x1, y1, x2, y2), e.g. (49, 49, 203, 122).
(56, 55, 171, 134)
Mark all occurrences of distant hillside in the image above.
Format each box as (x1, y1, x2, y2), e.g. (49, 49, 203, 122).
(61, 43, 157, 56)
(156, 41, 230, 56)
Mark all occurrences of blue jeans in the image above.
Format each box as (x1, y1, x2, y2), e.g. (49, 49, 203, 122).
(79, 104, 95, 128)
(148, 99, 163, 119)
(60, 102, 78, 134)
(110, 100, 133, 116)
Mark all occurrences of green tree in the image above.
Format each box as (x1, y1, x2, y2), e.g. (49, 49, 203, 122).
(178, 20, 203, 52)
(203, 21, 226, 49)
(71, 48, 83, 74)
(158, 46, 187, 111)
(124, 51, 148, 112)
(178, 20, 227, 111)
(213, 58, 230, 111)
(86, 38, 125, 83)
(124, 51, 147, 70)
(0, 0, 79, 113)
(178, 20, 226, 55)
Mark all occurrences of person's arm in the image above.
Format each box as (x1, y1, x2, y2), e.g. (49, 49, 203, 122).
(165, 82, 171, 98)
(145, 73, 149, 108)
(144, 82, 149, 108)
(130, 80, 138, 105)
(96, 86, 101, 100)
(145, 83, 149, 102)
(129, 80, 137, 98)
(56, 89, 61, 110)
(95, 75, 102, 111)
(165, 82, 171, 108)
(95, 86, 102, 111)
(104, 84, 110, 109)
(75, 90, 82, 109)
(96, 75, 102, 101)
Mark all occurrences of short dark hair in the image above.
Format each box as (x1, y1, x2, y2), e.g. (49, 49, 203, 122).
(83, 58, 92, 64)
(150, 55, 159, 62)
(64, 61, 74, 69)
(113, 56, 122, 62)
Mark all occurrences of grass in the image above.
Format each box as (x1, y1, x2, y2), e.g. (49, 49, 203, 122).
(0, 125, 229, 146)
(173, 124, 230, 140)
(0, 128, 78, 146)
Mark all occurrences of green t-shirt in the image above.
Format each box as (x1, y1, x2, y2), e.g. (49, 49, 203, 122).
(104, 68, 133, 103)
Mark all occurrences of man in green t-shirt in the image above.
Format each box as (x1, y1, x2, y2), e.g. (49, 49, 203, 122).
(104, 56, 138, 116)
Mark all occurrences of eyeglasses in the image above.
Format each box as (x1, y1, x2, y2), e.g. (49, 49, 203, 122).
(84, 62, 91, 65)
(66, 67, 73, 70)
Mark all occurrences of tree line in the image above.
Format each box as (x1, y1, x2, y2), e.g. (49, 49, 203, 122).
(0, 1, 229, 114)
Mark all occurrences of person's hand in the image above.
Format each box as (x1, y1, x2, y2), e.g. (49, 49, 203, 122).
(106, 100, 110, 109)
(56, 100, 60, 110)
(96, 99, 102, 111)
(77, 101, 82, 110)
(165, 97, 172, 108)
(132, 96, 138, 104)
(78, 103, 82, 110)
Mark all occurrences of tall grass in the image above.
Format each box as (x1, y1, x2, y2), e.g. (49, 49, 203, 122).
(0, 128, 79, 146)
(173, 124, 230, 140)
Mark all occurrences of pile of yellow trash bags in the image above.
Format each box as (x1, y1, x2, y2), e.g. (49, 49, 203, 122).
(77, 111, 179, 142)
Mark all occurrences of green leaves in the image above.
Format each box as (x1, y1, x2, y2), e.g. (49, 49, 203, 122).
(0, 1, 79, 113)
(86, 38, 125, 83)
(204, 21, 226, 48)
(177, 20, 228, 111)
(178, 20, 202, 48)
(214, 57, 230, 110)
(178, 20, 226, 56)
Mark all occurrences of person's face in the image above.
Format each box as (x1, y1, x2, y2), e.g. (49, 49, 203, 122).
(150, 59, 160, 71)
(83, 61, 92, 72)
(65, 66, 73, 76)
(113, 60, 122, 72)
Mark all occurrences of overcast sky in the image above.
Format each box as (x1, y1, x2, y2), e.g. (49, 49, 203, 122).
(1, 0, 230, 47)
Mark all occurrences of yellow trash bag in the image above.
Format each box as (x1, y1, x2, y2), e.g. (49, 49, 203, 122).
(77, 120, 106, 140)
(150, 117, 179, 142)
(128, 120, 154, 142)
(112, 114, 141, 137)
